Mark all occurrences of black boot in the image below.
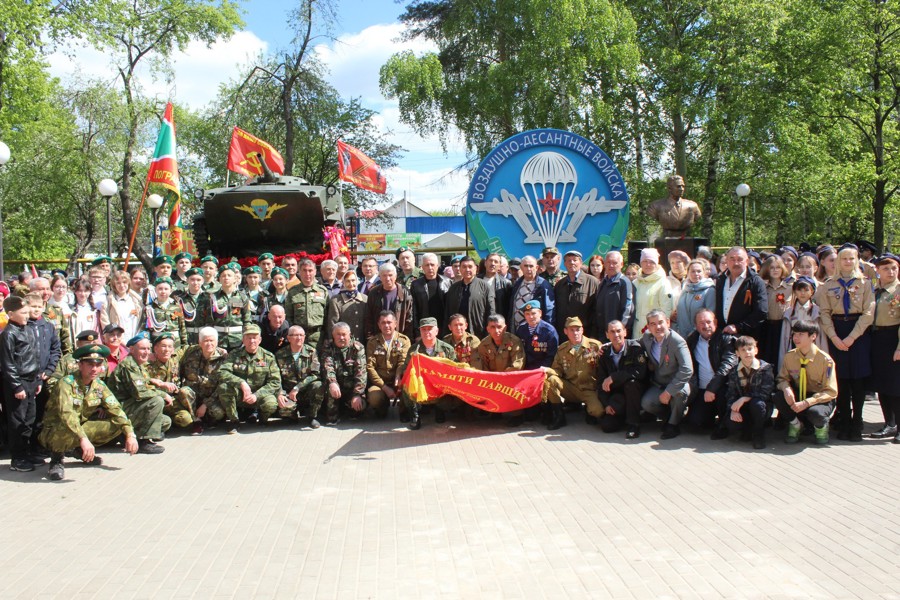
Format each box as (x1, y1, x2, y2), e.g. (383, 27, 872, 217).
(547, 405, 567, 431)
(48, 453, 65, 481)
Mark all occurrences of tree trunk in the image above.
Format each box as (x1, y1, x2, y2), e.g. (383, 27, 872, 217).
(672, 109, 687, 177)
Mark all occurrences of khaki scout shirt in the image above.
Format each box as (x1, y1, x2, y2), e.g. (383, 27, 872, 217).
(776, 345, 838, 406)
(472, 332, 524, 372)
(550, 337, 605, 392)
(874, 280, 900, 353)
(765, 279, 792, 320)
(816, 275, 875, 342)
(366, 333, 411, 387)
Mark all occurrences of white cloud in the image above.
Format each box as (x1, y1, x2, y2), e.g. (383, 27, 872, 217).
(47, 31, 269, 110)
(383, 164, 470, 214)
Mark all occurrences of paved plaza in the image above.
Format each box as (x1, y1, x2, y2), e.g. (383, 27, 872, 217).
(1, 399, 898, 599)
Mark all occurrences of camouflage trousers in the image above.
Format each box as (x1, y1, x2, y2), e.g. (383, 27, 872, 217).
(276, 380, 325, 420)
(165, 387, 199, 428)
(216, 382, 278, 422)
(122, 395, 173, 439)
(179, 387, 226, 423)
(38, 421, 122, 454)
(544, 375, 604, 417)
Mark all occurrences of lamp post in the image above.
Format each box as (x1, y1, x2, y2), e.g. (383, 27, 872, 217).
(346, 207, 357, 251)
(147, 193, 164, 257)
(98, 178, 118, 258)
(0, 141, 9, 280)
(736, 183, 751, 248)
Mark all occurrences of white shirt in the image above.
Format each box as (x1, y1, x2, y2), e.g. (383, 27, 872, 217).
(722, 270, 748, 322)
(695, 336, 714, 389)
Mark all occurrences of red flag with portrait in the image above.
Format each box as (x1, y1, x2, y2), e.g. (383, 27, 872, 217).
(336, 140, 387, 194)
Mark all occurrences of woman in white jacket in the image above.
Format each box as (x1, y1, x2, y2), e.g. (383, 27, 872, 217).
(631, 248, 674, 339)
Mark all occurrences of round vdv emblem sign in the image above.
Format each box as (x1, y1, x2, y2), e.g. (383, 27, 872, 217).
(467, 129, 629, 259)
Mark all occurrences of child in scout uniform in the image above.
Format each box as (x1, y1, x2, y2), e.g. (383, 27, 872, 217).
(266, 267, 290, 310)
(779, 276, 828, 371)
(868, 253, 900, 442)
(258, 252, 276, 290)
(776, 319, 838, 445)
(759, 255, 792, 366)
(199, 255, 221, 293)
(152, 255, 174, 286)
(816, 243, 875, 441)
(203, 265, 251, 352)
(39, 344, 139, 481)
(175, 267, 207, 345)
(142, 276, 187, 350)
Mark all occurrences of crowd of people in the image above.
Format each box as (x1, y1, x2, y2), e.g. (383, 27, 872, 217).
(0, 240, 897, 481)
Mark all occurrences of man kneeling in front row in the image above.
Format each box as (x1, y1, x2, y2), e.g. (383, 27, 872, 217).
(39, 344, 139, 481)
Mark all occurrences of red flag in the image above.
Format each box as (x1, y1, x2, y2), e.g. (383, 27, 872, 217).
(400, 354, 545, 413)
(227, 127, 285, 177)
(337, 140, 387, 194)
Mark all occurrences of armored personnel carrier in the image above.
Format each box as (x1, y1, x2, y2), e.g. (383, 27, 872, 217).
(192, 159, 344, 258)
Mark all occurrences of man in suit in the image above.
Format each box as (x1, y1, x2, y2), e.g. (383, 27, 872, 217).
(714, 246, 768, 340)
(640, 309, 693, 439)
(357, 257, 380, 294)
(685, 309, 738, 433)
(444, 256, 495, 339)
(364, 262, 414, 340)
(507, 255, 554, 330)
(410, 252, 451, 337)
(597, 319, 648, 438)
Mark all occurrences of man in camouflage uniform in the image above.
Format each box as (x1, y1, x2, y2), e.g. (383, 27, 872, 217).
(174, 267, 207, 345)
(217, 324, 281, 432)
(284, 258, 330, 346)
(34, 277, 72, 355)
(321, 322, 367, 422)
(202, 265, 251, 352)
(107, 332, 170, 453)
(142, 276, 187, 349)
(39, 344, 140, 480)
(179, 327, 229, 429)
(403, 317, 458, 430)
(366, 310, 412, 420)
(274, 325, 324, 427)
(396, 246, 424, 290)
(472, 314, 526, 425)
(541, 246, 567, 286)
(443, 313, 481, 365)
(546, 316, 608, 431)
(146, 332, 199, 433)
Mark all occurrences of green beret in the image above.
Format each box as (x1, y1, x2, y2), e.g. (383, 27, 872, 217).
(243, 266, 261, 275)
(174, 252, 193, 262)
(151, 332, 175, 346)
(153, 276, 174, 287)
(217, 265, 230, 276)
(73, 344, 111, 362)
(227, 262, 241, 272)
(185, 267, 203, 278)
(243, 324, 261, 335)
(200, 255, 218, 266)
(258, 252, 274, 262)
(270, 267, 288, 279)
(91, 255, 112, 266)
(153, 255, 175, 267)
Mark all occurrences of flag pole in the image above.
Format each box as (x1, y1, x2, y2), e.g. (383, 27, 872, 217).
(123, 173, 152, 271)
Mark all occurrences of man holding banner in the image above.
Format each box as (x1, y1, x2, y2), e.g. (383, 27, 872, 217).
(402, 317, 457, 430)
(472, 315, 525, 425)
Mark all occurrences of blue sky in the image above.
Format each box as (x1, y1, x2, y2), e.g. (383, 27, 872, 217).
(48, 0, 471, 212)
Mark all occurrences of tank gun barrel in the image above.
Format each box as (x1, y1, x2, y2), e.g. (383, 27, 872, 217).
(255, 152, 279, 183)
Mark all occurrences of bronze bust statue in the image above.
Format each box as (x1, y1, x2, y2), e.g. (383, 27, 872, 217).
(647, 175, 702, 238)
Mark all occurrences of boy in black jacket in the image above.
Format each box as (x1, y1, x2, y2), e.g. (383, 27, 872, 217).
(720, 336, 775, 449)
(1, 295, 43, 471)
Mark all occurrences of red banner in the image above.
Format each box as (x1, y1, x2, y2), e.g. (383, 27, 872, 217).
(401, 354, 545, 413)
(337, 140, 387, 194)
(227, 127, 285, 177)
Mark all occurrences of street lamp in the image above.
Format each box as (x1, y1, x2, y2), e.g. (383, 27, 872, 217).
(0, 141, 9, 280)
(346, 207, 357, 251)
(147, 193, 164, 257)
(99, 178, 118, 259)
(736, 183, 751, 248)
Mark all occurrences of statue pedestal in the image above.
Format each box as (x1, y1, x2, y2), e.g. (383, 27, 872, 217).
(654, 237, 708, 271)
